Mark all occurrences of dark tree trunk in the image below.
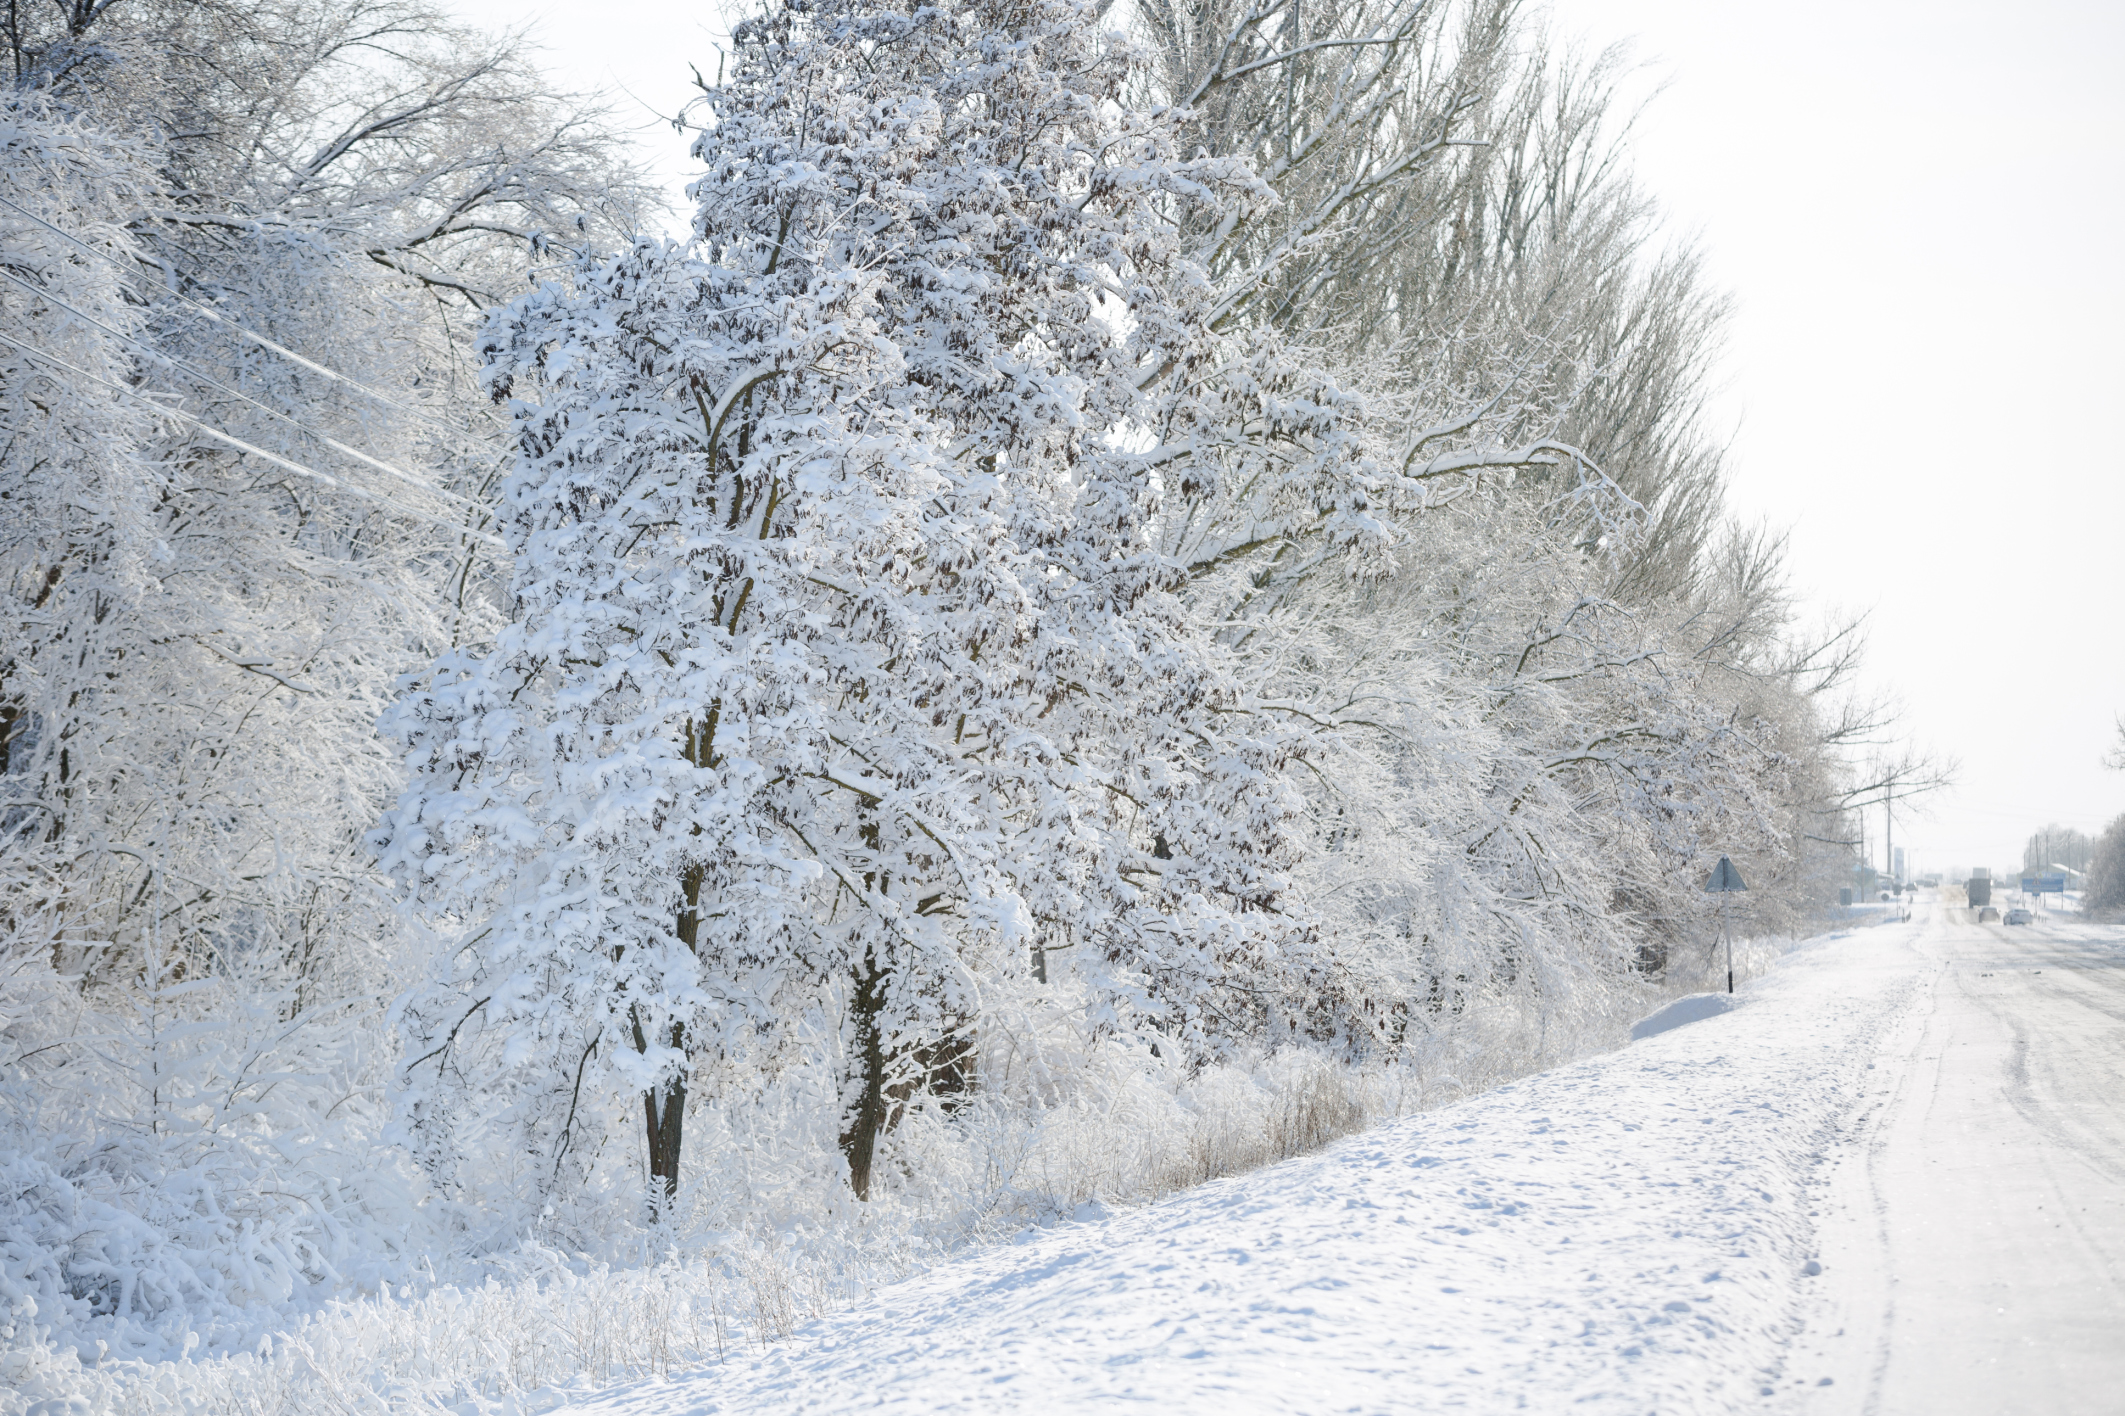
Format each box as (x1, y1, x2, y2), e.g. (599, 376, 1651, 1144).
(840, 946, 889, 1201)
(636, 756, 710, 1213)
(642, 1031, 686, 1205)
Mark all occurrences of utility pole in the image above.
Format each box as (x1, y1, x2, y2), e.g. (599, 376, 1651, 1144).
(1849, 752, 1955, 900)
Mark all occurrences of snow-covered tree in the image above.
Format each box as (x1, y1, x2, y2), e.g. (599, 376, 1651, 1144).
(1, 0, 652, 986)
(378, 0, 1425, 1208)
(1, 0, 649, 1348)
(1126, 0, 1861, 990)
(2086, 814, 2125, 916)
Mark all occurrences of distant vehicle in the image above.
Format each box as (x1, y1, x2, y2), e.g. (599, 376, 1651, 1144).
(2003, 908, 2033, 926)
(1977, 906, 2001, 923)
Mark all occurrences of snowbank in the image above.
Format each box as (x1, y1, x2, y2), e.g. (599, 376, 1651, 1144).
(549, 921, 1926, 1414)
(1628, 991, 1740, 1039)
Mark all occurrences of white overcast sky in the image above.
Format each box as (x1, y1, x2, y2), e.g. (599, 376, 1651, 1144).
(455, 0, 2125, 879)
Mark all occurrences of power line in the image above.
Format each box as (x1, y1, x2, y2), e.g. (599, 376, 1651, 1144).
(0, 191, 471, 437)
(0, 266, 491, 523)
(0, 329, 507, 550)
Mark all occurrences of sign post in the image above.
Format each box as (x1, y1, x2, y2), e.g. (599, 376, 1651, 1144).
(1703, 855, 1749, 994)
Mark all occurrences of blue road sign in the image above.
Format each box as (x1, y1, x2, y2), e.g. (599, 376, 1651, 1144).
(2021, 874, 2067, 894)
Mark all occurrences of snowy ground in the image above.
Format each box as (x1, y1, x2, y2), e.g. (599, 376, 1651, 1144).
(555, 901, 2125, 1416)
(562, 901, 2115, 1416)
(24, 902, 2113, 1416)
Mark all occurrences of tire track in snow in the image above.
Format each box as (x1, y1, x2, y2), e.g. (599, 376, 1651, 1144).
(1791, 906, 2125, 1416)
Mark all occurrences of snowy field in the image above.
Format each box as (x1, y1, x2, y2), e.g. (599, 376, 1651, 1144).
(557, 916, 1944, 1415)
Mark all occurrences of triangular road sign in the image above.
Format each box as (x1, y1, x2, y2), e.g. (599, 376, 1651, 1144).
(1703, 855, 1748, 893)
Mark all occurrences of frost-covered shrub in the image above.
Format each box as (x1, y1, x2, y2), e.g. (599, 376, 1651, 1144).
(0, 937, 438, 1364)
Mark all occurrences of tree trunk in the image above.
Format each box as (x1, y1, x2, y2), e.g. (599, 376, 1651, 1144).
(840, 946, 888, 1201)
(638, 850, 707, 1215)
(642, 1036, 686, 1206)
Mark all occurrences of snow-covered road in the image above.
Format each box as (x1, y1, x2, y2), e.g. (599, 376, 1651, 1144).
(1797, 905, 2125, 1415)
(560, 903, 2125, 1416)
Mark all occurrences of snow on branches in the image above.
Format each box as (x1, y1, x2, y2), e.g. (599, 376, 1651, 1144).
(0, 0, 1826, 1365)
(379, 0, 1397, 1207)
